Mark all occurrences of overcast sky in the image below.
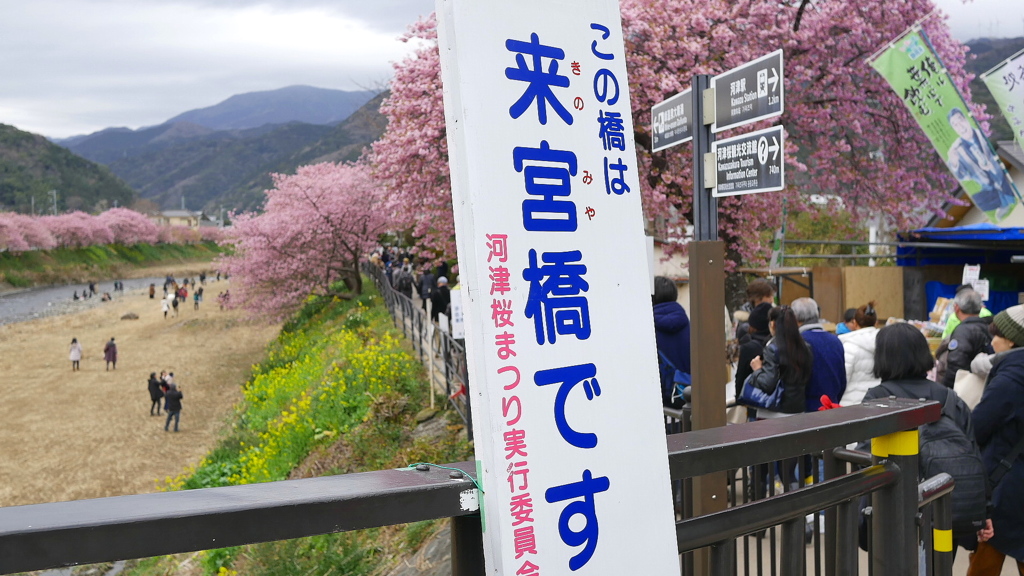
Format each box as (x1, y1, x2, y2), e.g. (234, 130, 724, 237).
(1, 0, 1021, 139)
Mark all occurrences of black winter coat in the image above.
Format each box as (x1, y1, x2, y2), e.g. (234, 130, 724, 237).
(942, 316, 993, 388)
(164, 390, 183, 412)
(148, 378, 164, 402)
(973, 347, 1024, 561)
(745, 338, 810, 414)
(735, 331, 770, 400)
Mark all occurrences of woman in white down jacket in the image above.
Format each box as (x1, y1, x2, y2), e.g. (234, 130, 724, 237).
(839, 302, 880, 406)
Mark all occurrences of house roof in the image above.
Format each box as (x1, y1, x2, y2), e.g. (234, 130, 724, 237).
(997, 140, 1024, 172)
(159, 210, 200, 218)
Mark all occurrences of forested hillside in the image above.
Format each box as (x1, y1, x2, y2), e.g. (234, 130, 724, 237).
(0, 124, 136, 213)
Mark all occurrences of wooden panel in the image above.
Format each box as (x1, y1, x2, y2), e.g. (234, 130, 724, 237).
(812, 267, 844, 324)
(687, 241, 728, 521)
(842, 267, 905, 322)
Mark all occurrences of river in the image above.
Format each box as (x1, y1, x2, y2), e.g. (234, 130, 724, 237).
(0, 277, 171, 325)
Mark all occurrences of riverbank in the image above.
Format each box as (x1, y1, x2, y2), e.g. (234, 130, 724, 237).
(0, 280, 280, 507)
(0, 242, 226, 293)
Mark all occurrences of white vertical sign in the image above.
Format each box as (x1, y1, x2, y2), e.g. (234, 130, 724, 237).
(437, 1, 679, 574)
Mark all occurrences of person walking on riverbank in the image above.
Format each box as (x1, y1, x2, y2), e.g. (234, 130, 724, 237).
(69, 338, 82, 371)
(103, 337, 117, 371)
(163, 383, 183, 432)
(148, 372, 163, 416)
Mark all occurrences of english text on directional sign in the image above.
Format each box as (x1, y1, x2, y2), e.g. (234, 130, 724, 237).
(711, 50, 784, 133)
(712, 125, 784, 197)
(650, 89, 692, 152)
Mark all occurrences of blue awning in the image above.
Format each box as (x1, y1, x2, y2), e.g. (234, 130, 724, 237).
(896, 224, 1024, 266)
(905, 223, 1024, 241)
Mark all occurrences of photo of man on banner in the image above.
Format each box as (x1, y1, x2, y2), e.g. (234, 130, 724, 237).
(946, 106, 1019, 220)
(870, 28, 1023, 225)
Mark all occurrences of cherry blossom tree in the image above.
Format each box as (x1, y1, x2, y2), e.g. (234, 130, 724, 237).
(97, 208, 160, 245)
(0, 214, 31, 252)
(39, 212, 113, 248)
(199, 226, 227, 243)
(157, 225, 200, 245)
(0, 213, 56, 251)
(218, 162, 389, 319)
(373, 2, 979, 267)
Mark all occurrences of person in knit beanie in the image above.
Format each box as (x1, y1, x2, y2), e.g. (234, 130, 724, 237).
(968, 304, 1024, 573)
(992, 305, 1024, 349)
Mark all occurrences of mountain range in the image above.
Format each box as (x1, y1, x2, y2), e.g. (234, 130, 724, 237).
(58, 86, 384, 212)
(6, 36, 1023, 218)
(964, 36, 1024, 142)
(0, 124, 135, 214)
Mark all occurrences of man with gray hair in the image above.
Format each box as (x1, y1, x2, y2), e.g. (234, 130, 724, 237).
(790, 297, 847, 411)
(940, 288, 993, 388)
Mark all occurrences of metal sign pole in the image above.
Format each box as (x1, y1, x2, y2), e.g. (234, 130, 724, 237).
(688, 74, 729, 573)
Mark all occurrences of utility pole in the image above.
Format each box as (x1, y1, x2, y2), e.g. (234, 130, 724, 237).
(49, 190, 58, 215)
(30, 196, 34, 216)
(181, 196, 185, 211)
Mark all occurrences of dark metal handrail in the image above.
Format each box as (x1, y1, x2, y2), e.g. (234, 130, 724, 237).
(666, 398, 939, 479)
(0, 463, 478, 575)
(0, 393, 939, 575)
(676, 462, 899, 550)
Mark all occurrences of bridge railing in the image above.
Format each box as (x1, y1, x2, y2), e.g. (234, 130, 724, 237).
(0, 398, 943, 576)
(365, 264, 472, 433)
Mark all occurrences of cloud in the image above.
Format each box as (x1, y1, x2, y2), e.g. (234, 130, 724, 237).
(0, 0, 427, 137)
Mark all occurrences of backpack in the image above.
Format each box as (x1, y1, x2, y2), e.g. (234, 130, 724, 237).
(395, 270, 413, 293)
(879, 382, 987, 537)
(658, 350, 692, 408)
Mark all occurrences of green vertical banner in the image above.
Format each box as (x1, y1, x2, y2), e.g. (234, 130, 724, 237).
(871, 29, 1021, 224)
(982, 48, 1024, 150)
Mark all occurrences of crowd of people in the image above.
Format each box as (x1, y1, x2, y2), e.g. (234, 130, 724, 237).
(63, 271, 227, 434)
(147, 371, 184, 432)
(371, 246, 453, 325)
(72, 280, 122, 302)
(652, 276, 1024, 573)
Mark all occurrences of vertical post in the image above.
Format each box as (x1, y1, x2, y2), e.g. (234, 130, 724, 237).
(689, 73, 728, 573)
(709, 540, 734, 576)
(824, 450, 841, 576)
(462, 357, 474, 442)
(450, 514, 485, 576)
(780, 517, 806, 576)
(835, 498, 860, 576)
(691, 74, 717, 243)
(932, 492, 953, 576)
(870, 430, 919, 575)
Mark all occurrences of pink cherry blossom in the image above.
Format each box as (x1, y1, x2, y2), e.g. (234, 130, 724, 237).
(217, 161, 389, 319)
(373, 3, 979, 268)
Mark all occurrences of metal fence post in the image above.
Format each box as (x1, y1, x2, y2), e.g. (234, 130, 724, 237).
(824, 449, 840, 576)
(708, 540, 733, 576)
(835, 498, 859, 576)
(931, 491, 953, 576)
(780, 517, 805, 576)
(870, 429, 918, 575)
(450, 514, 485, 576)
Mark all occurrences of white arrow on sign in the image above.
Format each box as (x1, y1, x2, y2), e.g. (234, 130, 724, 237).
(769, 136, 780, 161)
(769, 68, 779, 93)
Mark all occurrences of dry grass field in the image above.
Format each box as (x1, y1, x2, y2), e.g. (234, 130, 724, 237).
(0, 267, 279, 507)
